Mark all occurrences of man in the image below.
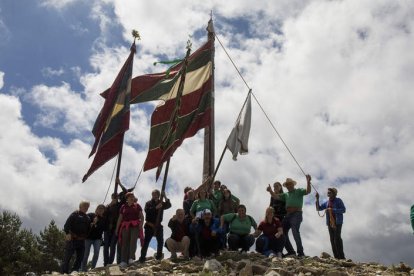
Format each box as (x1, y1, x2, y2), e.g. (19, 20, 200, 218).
(139, 189, 171, 262)
(165, 209, 191, 260)
(191, 209, 222, 257)
(267, 175, 311, 257)
(316, 188, 346, 259)
(61, 201, 91, 273)
(410, 204, 414, 234)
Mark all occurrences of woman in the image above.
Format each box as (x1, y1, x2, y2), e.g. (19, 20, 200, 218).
(190, 189, 216, 219)
(268, 182, 286, 221)
(218, 189, 239, 216)
(81, 204, 106, 271)
(255, 207, 284, 257)
(220, 204, 257, 252)
(116, 192, 144, 267)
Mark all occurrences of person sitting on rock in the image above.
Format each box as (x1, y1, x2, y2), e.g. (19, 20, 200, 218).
(255, 207, 285, 258)
(316, 187, 346, 259)
(165, 209, 191, 260)
(191, 209, 222, 257)
(220, 204, 257, 252)
(190, 189, 216, 219)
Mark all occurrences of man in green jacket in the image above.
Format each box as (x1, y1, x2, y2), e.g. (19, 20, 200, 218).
(268, 175, 311, 257)
(411, 204, 414, 234)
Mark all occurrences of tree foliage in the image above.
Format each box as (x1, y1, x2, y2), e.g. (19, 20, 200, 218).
(0, 211, 66, 275)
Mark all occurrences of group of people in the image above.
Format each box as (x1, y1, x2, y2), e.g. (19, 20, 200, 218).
(61, 175, 347, 273)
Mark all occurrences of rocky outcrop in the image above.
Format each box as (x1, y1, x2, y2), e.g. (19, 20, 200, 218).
(42, 251, 414, 276)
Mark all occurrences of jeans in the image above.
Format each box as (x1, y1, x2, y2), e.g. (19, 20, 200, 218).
(255, 235, 285, 256)
(61, 240, 85, 273)
(140, 225, 164, 261)
(103, 230, 117, 266)
(328, 224, 345, 259)
(283, 211, 304, 255)
(81, 239, 101, 271)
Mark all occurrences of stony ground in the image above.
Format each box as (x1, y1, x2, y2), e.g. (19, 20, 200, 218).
(43, 251, 414, 276)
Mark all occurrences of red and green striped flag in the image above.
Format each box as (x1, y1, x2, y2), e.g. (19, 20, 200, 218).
(82, 43, 136, 182)
(131, 41, 213, 172)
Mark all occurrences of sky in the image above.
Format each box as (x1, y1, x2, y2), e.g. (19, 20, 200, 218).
(1, 0, 414, 267)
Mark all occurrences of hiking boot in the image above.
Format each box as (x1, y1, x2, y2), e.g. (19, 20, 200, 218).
(119, 262, 127, 268)
(138, 257, 145, 263)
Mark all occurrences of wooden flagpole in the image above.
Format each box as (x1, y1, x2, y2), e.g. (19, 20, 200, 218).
(202, 16, 215, 187)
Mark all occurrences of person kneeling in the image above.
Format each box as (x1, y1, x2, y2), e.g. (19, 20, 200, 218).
(255, 207, 285, 257)
(165, 209, 191, 260)
(191, 209, 222, 257)
(220, 204, 257, 252)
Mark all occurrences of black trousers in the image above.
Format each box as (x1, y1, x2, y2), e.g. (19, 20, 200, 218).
(140, 225, 164, 260)
(61, 240, 85, 273)
(328, 224, 345, 259)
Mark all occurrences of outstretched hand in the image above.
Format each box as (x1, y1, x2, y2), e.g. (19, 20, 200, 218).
(266, 184, 272, 192)
(306, 174, 312, 183)
(315, 192, 319, 199)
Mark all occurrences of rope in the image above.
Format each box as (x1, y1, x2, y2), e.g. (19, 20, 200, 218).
(132, 165, 144, 189)
(215, 32, 319, 194)
(102, 155, 118, 204)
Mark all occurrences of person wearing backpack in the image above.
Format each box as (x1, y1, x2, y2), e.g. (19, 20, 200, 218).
(220, 204, 258, 252)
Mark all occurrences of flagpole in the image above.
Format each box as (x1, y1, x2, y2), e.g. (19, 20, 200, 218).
(114, 134, 124, 195)
(154, 158, 170, 233)
(202, 16, 215, 185)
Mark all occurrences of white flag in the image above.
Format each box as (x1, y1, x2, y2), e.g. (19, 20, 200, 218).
(226, 93, 252, 160)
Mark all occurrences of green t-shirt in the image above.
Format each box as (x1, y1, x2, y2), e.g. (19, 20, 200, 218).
(211, 190, 223, 208)
(223, 213, 257, 235)
(280, 188, 307, 208)
(190, 199, 216, 215)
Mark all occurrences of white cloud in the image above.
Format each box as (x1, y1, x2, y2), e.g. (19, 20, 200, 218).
(39, 0, 79, 9)
(41, 67, 65, 78)
(0, 71, 4, 90)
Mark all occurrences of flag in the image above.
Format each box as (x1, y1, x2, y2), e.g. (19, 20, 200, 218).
(138, 41, 213, 172)
(82, 43, 135, 182)
(226, 92, 252, 160)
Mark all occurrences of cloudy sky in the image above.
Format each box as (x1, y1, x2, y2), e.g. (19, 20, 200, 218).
(1, 0, 413, 266)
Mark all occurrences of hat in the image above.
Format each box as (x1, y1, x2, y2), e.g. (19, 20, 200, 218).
(328, 188, 337, 196)
(283, 178, 297, 187)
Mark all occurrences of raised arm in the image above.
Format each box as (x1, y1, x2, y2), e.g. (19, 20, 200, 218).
(305, 175, 312, 195)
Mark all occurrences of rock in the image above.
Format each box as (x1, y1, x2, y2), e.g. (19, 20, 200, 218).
(106, 265, 124, 276)
(251, 263, 268, 275)
(40, 250, 413, 276)
(320, 252, 332, 259)
(203, 259, 223, 272)
(239, 262, 253, 276)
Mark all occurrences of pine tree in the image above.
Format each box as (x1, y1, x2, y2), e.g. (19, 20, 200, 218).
(37, 220, 66, 272)
(0, 211, 42, 275)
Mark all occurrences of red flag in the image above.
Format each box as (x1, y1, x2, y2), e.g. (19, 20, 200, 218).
(142, 41, 213, 172)
(82, 43, 135, 182)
